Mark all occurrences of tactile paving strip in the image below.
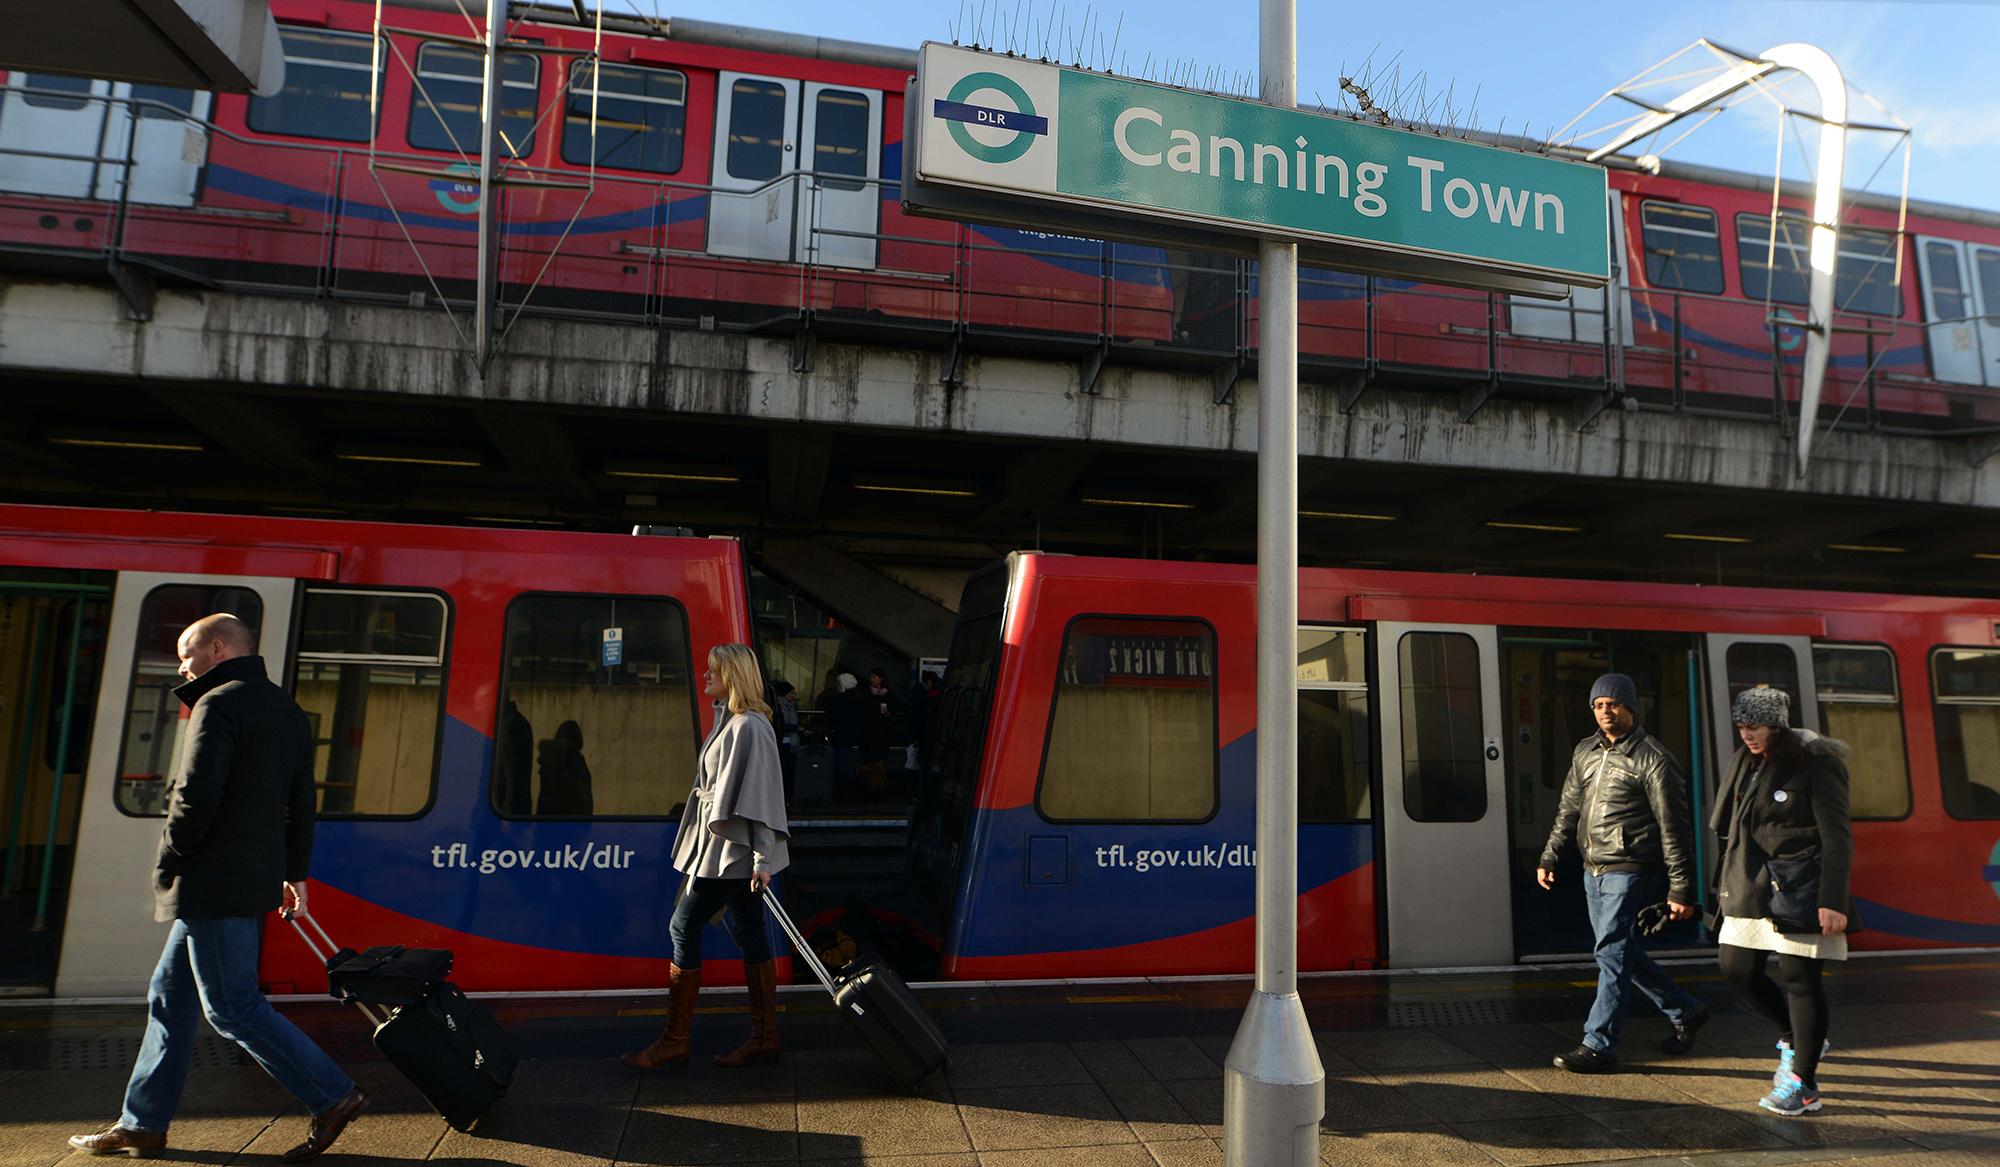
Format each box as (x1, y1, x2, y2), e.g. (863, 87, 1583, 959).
(0, 1034, 253, 1071)
(1386, 999, 1519, 1028)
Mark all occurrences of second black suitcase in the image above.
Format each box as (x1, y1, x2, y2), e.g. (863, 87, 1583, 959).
(373, 982, 518, 1131)
(764, 889, 946, 1090)
(794, 744, 833, 805)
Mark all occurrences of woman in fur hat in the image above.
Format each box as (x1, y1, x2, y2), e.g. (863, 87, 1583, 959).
(623, 643, 791, 1071)
(1711, 684, 1856, 1116)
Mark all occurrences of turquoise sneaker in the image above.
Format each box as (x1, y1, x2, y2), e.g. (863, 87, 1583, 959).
(1759, 1071, 1822, 1116)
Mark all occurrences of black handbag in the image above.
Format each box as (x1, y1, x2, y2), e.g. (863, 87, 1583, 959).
(1765, 855, 1823, 934)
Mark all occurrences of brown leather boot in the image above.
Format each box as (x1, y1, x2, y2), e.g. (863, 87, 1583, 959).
(713, 960, 780, 1067)
(621, 963, 702, 1069)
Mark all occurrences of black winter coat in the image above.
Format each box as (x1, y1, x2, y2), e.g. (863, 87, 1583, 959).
(1709, 730, 1858, 933)
(1538, 725, 1696, 904)
(154, 655, 318, 922)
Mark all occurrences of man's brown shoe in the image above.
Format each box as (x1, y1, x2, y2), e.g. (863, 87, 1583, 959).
(282, 1086, 368, 1162)
(68, 1125, 167, 1157)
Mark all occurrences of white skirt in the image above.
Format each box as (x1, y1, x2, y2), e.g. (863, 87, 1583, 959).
(1718, 915, 1848, 961)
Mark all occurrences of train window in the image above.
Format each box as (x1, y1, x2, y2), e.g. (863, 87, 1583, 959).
(726, 78, 788, 181)
(493, 594, 700, 818)
(1037, 617, 1217, 823)
(246, 28, 382, 143)
(130, 84, 195, 121)
(1397, 632, 1485, 823)
(812, 88, 870, 190)
(294, 589, 447, 818)
(1736, 214, 1811, 306)
(1639, 201, 1724, 295)
(407, 44, 538, 158)
(1931, 648, 2000, 820)
(1924, 241, 1969, 321)
(1812, 645, 1909, 819)
(22, 73, 93, 111)
(114, 585, 265, 817)
(1298, 628, 1372, 822)
(1723, 643, 1801, 714)
(1836, 230, 1902, 317)
(562, 61, 685, 174)
(1976, 249, 2000, 320)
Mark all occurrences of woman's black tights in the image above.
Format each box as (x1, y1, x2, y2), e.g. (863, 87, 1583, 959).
(1719, 943, 1828, 1082)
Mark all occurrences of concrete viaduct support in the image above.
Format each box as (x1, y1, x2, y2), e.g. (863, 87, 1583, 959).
(3, 279, 1998, 511)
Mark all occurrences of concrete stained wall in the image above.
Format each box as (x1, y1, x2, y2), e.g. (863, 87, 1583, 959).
(2, 279, 1995, 510)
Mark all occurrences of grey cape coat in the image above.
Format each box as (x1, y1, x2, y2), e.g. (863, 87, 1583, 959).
(672, 705, 791, 879)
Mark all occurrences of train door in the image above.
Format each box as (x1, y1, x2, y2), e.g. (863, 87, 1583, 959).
(0, 74, 208, 204)
(1374, 622, 1511, 966)
(1915, 236, 2000, 388)
(709, 72, 800, 262)
(1501, 629, 1703, 959)
(796, 83, 880, 269)
(1701, 634, 1820, 788)
(93, 84, 211, 207)
(0, 73, 108, 198)
(55, 573, 296, 998)
(0, 577, 110, 995)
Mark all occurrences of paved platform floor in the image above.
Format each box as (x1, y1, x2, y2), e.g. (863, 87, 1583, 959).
(2, 952, 1996, 1166)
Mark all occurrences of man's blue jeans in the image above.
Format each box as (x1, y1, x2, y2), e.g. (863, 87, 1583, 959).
(1581, 870, 1702, 1053)
(121, 917, 354, 1132)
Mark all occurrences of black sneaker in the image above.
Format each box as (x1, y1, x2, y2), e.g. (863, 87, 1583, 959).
(1554, 1044, 1618, 1073)
(1662, 1004, 1710, 1055)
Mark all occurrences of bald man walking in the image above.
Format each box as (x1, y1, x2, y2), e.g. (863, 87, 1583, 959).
(70, 614, 367, 1160)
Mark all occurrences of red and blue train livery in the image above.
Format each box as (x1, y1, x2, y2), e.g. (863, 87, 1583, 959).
(3, 507, 1996, 996)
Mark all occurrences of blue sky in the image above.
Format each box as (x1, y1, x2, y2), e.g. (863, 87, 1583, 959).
(614, 0, 1995, 210)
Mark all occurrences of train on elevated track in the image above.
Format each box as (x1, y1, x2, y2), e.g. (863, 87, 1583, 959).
(1, 2, 1999, 418)
(1, 507, 1995, 996)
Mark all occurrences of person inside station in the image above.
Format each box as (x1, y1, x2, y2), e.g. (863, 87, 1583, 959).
(771, 681, 802, 802)
(492, 698, 534, 815)
(861, 668, 898, 795)
(535, 719, 594, 817)
(1537, 672, 1707, 1074)
(623, 643, 790, 1071)
(826, 671, 869, 801)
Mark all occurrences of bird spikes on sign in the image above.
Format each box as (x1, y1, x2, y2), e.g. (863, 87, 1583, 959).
(1326, 47, 1531, 148)
(940, 11, 1521, 146)
(950, 0, 1125, 73)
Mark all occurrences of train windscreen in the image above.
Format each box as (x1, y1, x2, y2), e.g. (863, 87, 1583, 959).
(906, 562, 1009, 926)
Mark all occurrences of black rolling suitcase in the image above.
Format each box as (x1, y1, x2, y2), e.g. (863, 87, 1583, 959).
(762, 889, 946, 1089)
(284, 909, 517, 1131)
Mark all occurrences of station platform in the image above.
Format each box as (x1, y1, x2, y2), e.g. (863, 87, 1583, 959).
(2, 950, 1996, 1167)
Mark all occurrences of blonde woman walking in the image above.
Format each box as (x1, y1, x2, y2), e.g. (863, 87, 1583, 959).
(623, 643, 791, 1069)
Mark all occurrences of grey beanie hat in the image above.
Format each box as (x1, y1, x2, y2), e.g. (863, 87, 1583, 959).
(1588, 673, 1638, 712)
(1730, 685, 1791, 728)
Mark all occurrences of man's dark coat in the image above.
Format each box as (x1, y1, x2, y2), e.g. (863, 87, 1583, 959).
(154, 654, 318, 922)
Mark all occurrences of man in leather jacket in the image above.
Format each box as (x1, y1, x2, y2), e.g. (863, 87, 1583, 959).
(1537, 673, 1708, 1073)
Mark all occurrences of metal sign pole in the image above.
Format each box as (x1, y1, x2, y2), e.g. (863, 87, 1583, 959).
(474, 0, 503, 367)
(1222, 0, 1324, 1161)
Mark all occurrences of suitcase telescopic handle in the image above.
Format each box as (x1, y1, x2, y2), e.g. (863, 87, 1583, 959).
(280, 908, 386, 1027)
(758, 887, 840, 995)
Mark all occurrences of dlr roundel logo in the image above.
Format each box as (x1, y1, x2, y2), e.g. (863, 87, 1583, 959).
(940, 71, 1045, 165)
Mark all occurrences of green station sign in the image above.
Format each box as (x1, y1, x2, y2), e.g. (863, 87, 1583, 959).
(909, 44, 1610, 291)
